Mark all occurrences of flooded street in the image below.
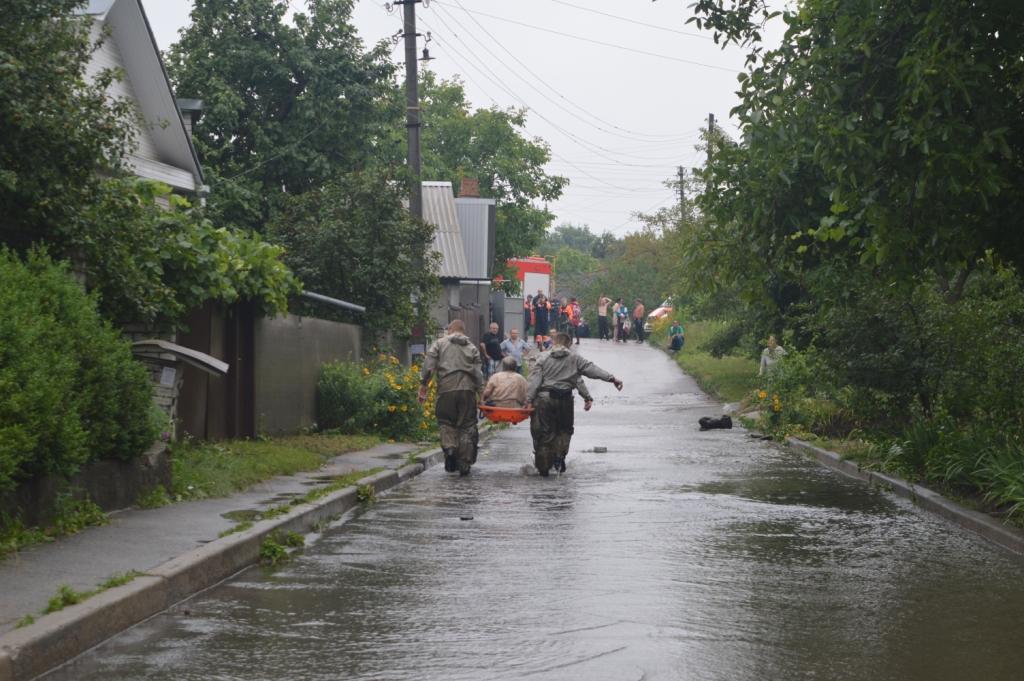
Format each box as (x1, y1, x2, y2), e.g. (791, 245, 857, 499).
(48, 341, 1024, 681)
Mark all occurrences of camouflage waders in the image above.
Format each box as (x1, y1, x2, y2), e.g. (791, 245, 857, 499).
(436, 390, 479, 475)
(530, 391, 574, 476)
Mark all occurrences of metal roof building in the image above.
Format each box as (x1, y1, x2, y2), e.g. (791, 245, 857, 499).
(422, 182, 470, 280)
(455, 197, 497, 281)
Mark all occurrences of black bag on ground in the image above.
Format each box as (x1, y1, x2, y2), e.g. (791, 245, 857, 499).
(699, 415, 732, 431)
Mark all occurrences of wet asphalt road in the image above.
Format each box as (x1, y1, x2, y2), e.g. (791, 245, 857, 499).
(46, 340, 1024, 680)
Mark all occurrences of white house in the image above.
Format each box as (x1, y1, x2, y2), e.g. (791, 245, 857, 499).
(80, 0, 204, 195)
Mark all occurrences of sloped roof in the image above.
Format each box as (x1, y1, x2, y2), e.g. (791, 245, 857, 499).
(79, 0, 203, 189)
(423, 182, 470, 280)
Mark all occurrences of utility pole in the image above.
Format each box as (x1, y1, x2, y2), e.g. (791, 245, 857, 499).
(677, 165, 686, 213)
(707, 113, 715, 168)
(399, 0, 423, 219)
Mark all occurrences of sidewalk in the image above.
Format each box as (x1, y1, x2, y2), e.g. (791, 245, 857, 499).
(0, 441, 420, 634)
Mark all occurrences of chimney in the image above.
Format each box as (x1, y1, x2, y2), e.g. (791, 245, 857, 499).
(176, 98, 204, 137)
(459, 177, 480, 198)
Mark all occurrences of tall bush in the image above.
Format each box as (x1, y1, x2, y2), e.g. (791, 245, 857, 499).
(0, 250, 158, 491)
(317, 355, 435, 440)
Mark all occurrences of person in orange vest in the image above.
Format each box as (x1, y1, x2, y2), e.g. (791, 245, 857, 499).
(567, 297, 582, 345)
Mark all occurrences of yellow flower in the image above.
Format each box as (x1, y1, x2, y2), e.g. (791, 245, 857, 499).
(400, 405, 408, 412)
(758, 390, 767, 400)
(387, 405, 397, 413)
(363, 367, 370, 376)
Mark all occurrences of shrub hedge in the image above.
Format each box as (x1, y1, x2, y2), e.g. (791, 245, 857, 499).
(0, 250, 159, 491)
(317, 354, 436, 440)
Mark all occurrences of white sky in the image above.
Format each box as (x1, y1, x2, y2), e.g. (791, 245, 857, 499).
(141, 0, 784, 236)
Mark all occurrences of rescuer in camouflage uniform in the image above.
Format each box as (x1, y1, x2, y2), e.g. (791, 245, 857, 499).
(526, 333, 623, 476)
(419, 319, 485, 476)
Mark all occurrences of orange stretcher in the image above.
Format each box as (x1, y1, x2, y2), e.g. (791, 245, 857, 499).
(478, 405, 533, 424)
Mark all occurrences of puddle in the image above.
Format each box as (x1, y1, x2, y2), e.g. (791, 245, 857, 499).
(221, 509, 261, 522)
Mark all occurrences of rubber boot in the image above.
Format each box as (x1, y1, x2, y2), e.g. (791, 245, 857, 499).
(443, 448, 457, 472)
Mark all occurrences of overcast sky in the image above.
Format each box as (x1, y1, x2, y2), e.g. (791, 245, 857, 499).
(140, 0, 783, 237)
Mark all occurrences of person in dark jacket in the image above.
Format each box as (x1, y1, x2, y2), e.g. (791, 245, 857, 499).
(419, 319, 484, 476)
(526, 333, 623, 475)
(533, 293, 550, 349)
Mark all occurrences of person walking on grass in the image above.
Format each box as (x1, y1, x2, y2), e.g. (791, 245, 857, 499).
(419, 319, 484, 476)
(526, 332, 623, 476)
(632, 298, 646, 344)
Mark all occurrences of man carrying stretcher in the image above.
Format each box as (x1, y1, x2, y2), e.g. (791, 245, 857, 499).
(526, 333, 623, 476)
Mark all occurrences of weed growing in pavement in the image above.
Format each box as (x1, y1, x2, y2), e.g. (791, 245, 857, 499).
(356, 484, 377, 504)
(0, 491, 109, 561)
(135, 485, 172, 509)
(15, 614, 35, 628)
(259, 531, 304, 566)
(97, 570, 143, 590)
(259, 535, 288, 566)
(44, 585, 88, 614)
(218, 520, 254, 538)
(40, 570, 144, 616)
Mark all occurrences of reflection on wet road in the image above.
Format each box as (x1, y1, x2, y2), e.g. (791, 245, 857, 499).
(46, 341, 1024, 681)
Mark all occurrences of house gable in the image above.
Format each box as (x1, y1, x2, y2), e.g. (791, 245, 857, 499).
(81, 0, 203, 193)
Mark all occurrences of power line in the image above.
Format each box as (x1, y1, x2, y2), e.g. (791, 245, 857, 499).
(424, 11, 677, 166)
(430, 1, 736, 73)
(418, 23, 649, 192)
(438, 0, 701, 142)
(550, 0, 714, 42)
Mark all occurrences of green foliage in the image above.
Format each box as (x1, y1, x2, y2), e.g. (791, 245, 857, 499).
(97, 570, 143, 591)
(135, 486, 172, 510)
(45, 584, 88, 614)
(166, 0, 401, 235)
(0, 250, 158, 490)
(267, 170, 438, 336)
(420, 72, 568, 267)
(356, 484, 376, 504)
(169, 433, 380, 501)
(79, 180, 299, 325)
(317, 356, 436, 440)
(260, 532, 296, 566)
(15, 614, 35, 629)
(0, 0, 135, 251)
(1, 5, 296, 327)
(649, 319, 759, 403)
(0, 490, 109, 560)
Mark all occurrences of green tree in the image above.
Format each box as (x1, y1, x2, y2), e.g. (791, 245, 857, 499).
(0, 0, 134, 249)
(419, 72, 568, 271)
(165, 0, 401, 234)
(267, 170, 438, 336)
(1, 0, 297, 326)
(694, 0, 1024, 289)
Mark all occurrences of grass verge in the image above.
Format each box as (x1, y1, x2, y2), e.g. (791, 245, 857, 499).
(170, 433, 382, 501)
(649, 319, 759, 403)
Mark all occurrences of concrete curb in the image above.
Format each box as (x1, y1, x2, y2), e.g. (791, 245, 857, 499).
(787, 437, 1024, 555)
(0, 436, 474, 681)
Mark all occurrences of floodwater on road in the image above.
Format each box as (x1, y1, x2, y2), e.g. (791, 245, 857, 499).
(46, 341, 1024, 681)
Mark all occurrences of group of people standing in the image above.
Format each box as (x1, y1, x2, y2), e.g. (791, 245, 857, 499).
(419, 318, 622, 478)
(595, 295, 648, 344)
(522, 292, 585, 350)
